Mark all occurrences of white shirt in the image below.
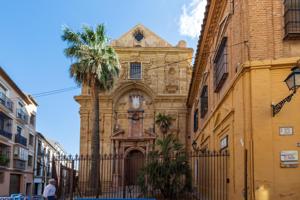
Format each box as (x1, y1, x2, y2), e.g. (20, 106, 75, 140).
(43, 184, 56, 197)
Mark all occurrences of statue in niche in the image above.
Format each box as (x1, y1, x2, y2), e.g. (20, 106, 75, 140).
(166, 67, 179, 93)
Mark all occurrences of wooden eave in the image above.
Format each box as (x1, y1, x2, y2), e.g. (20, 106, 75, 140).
(187, 0, 227, 107)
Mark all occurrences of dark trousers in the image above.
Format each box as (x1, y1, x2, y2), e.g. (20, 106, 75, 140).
(47, 196, 56, 200)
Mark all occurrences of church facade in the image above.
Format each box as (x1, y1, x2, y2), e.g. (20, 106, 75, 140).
(76, 24, 193, 158)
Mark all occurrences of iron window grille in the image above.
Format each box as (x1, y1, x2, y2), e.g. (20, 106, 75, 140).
(200, 85, 208, 118)
(214, 37, 228, 92)
(129, 62, 142, 80)
(284, 0, 300, 39)
(194, 109, 199, 132)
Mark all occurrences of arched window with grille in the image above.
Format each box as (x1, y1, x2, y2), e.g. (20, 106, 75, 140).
(214, 37, 228, 92)
(200, 85, 208, 118)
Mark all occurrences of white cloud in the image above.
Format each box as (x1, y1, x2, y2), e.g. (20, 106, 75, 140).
(179, 0, 207, 39)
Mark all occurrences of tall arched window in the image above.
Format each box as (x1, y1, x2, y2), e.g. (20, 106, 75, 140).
(194, 109, 199, 132)
(200, 85, 208, 118)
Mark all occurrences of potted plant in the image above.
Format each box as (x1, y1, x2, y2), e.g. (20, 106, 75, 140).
(0, 154, 9, 166)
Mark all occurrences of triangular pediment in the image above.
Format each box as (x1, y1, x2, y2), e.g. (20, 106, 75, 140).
(111, 24, 172, 48)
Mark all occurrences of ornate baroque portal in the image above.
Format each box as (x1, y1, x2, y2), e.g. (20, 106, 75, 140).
(111, 89, 156, 157)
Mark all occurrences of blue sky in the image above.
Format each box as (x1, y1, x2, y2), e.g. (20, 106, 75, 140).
(0, 0, 205, 154)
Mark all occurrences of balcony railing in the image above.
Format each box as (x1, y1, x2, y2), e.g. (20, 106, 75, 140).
(16, 109, 28, 124)
(13, 159, 26, 170)
(37, 149, 43, 156)
(15, 134, 27, 146)
(0, 92, 13, 112)
(0, 152, 10, 167)
(0, 129, 12, 140)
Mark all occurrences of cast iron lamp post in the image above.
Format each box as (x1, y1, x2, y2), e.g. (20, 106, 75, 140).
(272, 66, 300, 116)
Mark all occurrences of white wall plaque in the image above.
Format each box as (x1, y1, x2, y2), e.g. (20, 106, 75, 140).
(220, 136, 228, 150)
(280, 151, 298, 162)
(279, 127, 293, 136)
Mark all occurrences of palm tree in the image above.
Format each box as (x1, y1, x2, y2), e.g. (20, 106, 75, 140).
(155, 113, 174, 136)
(62, 24, 119, 194)
(138, 134, 192, 199)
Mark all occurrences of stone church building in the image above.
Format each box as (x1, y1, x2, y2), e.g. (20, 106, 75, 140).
(76, 24, 193, 159)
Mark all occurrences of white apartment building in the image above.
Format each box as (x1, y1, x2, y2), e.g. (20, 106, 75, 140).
(33, 132, 67, 196)
(0, 67, 37, 196)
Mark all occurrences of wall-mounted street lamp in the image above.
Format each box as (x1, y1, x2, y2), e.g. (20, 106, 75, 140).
(192, 140, 200, 152)
(272, 66, 300, 116)
(192, 140, 207, 153)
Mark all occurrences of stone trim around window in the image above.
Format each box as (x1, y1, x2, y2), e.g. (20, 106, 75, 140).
(129, 62, 142, 80)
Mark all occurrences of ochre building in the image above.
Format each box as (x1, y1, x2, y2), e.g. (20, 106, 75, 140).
(187, 0, 300, 200)
(76, 24, 193, 158)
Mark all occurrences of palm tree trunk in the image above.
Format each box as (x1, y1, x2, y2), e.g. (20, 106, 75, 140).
(90, 83, 100, 195)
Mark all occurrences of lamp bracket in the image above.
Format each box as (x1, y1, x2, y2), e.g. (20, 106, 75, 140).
(272, 92, 295, 117)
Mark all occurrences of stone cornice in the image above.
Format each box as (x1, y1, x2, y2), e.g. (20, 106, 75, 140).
(74, 93, 187, 105)
(115, 47, 193, 54)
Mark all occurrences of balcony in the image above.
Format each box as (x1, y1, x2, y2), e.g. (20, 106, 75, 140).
(0, 129, 12, 140)
(37, 149, 43, 157)
(16, 109, 28, 124)
(15, 134, 27, 146)
(0, 144, 10, 167)
(13, 159, 26, 170)
(0, 113, 13, 140)
(0, 92, 13, 112)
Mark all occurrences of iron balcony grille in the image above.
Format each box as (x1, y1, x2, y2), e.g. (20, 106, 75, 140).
(13, 159, 26, 170)
(200, 85, 208, 118)
(194, 109, 199, 132)
(15, 134, 27, 146)
(0, 128, 12, 140)
(16, 109, 29, 124)
(0, 150, 10, 167)
(284, 0, 300, 39)
(0, 92, 13, 112)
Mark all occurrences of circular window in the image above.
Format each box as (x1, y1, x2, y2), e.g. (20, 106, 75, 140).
(133, 30, 144, 42)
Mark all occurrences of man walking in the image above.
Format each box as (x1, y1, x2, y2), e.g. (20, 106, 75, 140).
(43, 179, 56, 200)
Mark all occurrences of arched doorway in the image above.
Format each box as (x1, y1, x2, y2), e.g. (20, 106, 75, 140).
(125, 150, 145, 186)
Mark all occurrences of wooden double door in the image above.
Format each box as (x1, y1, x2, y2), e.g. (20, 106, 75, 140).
(125, 150, 145, 186)
(9, 174, 21, 195)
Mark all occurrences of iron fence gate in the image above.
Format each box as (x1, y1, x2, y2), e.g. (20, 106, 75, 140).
(48, 151, 229, 200)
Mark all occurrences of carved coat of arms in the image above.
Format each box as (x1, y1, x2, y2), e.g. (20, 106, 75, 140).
(130, 95, 143, 110)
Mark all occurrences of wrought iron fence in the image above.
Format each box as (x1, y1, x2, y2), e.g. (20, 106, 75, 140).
(48, 151, 229, 200)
